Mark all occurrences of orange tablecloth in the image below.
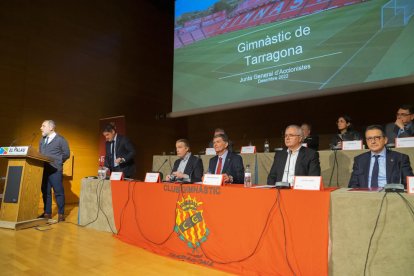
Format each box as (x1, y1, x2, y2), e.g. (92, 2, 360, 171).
(111, 181, 331, 275)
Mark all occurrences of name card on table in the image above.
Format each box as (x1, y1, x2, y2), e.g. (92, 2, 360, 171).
(396, 137, 414, 148)
(293, 176, 322, 190)
(205, 148, 216, 155)
(407, 176, 414, 194)
(202, 174, 223, 186)
(144, 172, 160, 183)
(342, 140, 363, 150)
(110, 172, 124, 181)
(241, 146, 256, 154)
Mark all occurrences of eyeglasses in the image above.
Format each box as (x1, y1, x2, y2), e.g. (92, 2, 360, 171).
(396, 113, 412, 117)
(284, 134, 301, 138)
(366, 136, 384, 142)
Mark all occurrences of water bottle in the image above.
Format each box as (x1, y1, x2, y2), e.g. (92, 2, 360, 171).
(264, 139, 270, 153)
(244, 165, 252, 188)
(98, 166, 108, 180)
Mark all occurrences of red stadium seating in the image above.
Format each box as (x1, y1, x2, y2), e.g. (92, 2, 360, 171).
(175, 0, 364, 48)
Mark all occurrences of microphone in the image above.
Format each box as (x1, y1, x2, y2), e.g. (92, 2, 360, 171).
(9, 132, 38, 147)
(384, 154, 404, 192)
(29, 132, 38, 147)
(153, 158, 168, 181)
(275, 150, 291, 189)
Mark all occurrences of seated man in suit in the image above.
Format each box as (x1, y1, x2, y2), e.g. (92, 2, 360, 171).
(385, 104, 414, 143)
(267, 125, 321, 185)
(349, 125, 413, 188)
(208, 128, 233, 152)
(166, 139, 203, 183)
(102, 123, 136, 178)
(301, 123, 319, 151)
(208, 133, 244, 184)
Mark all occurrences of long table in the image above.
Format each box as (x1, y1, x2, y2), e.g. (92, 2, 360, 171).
(153, 148, 414, 187)
(110, 181, 331, 276)
(78, 180, 414, 275)
(78, 178, 116, 233)
(330, 189, 414, 276)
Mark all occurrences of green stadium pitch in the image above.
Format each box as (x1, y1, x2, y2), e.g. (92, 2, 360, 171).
(173, 0, 414, 113)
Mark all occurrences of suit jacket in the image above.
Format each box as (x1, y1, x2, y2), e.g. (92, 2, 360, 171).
(171, 154, 204, 183)
(104, 134, 136, 178)
(267, 147, 321, 185)
(330, 130, 361, 147)
(385, 122, 414, 143)
(348, 150, 413, 188)
(208, 151, 244, 184)
(303, 135, 319, 151)
(39, 134, 70, 171)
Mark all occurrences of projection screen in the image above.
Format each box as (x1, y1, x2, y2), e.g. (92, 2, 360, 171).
(171, 0, 414, 117)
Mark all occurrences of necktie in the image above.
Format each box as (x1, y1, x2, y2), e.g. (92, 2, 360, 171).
(371, 155, 380, 188)
(216, 157, 223, 174)
(42, 137, 49, 151)
(110, 141, 115, 167)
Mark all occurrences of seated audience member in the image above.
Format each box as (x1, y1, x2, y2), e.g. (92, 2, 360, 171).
(267, 125, 321, 185)
(330, 115, 361, 148)
(208, 133, 244, 184)
(349, 125, 413, 188)
(385, 104, 414, 143)
(208, 128, 233, 152)
(166, 139, 203, 183)
(301, 123, 319, 151)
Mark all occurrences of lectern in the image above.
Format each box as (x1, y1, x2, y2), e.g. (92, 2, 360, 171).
(0, 146, 52, 230)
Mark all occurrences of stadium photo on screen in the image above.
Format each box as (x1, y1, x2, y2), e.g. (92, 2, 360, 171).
(172, 0, 414, 116)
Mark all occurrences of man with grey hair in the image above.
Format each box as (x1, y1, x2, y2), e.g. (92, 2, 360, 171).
(267, 125, 320, 185)
(38, 120, 70, 222)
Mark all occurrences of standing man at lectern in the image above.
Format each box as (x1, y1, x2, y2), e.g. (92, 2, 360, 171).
(38, 120, 70, 222)
(102, 123, 136, 178)
(267, 125, 321, 185)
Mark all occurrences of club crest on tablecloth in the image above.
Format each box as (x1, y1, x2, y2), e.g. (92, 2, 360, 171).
(175, 195, 209, 250)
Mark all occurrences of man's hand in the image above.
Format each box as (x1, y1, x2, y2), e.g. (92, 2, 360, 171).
(173, 171, 185, 179)
(223, 174, 233, 183)
(395, 118, 405, 129)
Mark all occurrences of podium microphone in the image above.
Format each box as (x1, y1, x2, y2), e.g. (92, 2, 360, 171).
(276, 150, 292, 189)
(9, 132, 37, 147)
(384, 155, 404, 192)
(29, 132, 38, 147)
(153, 158, 168, 181)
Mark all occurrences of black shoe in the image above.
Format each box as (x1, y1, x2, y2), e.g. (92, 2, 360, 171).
(58, 214, 65, 222)
(38, 213, 52, 219)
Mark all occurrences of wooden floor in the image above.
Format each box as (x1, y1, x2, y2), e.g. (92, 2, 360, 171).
(0, 205, 232, 276)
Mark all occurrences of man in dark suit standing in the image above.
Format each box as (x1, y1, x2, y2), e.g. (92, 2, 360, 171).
(166, 139, 203, 183)
(39, 120, 70, 222)
(385, 104, 414, 143)
(267, 125, 320, 185)
(102, 124, 136, 178)
(349, 125, 413, 188)
(208, 133, 244, 184)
